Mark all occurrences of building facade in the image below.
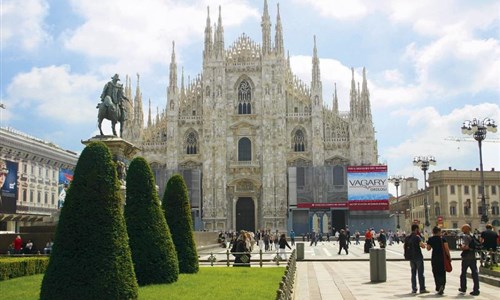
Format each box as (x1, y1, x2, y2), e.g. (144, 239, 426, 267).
(400, 169, 500, 231)
(122, 1, 378, 233)
(0, 127, 78, 233)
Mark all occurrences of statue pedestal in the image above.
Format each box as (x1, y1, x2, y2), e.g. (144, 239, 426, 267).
(81, 135, 141, 162)
(81, 136, 141, 205)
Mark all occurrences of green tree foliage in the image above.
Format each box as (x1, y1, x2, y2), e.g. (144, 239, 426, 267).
(40, 142, 138, 300)
(162, 174, 199, 273)
(125, 157, 179, 285)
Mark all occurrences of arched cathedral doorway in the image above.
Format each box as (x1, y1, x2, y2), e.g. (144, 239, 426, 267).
(236, 197, 255, 232)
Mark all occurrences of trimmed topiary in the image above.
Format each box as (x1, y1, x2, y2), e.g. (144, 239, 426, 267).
(40, 142, 138, 300)
(162, 174, 199, 273)
(125, 157, 179, 285)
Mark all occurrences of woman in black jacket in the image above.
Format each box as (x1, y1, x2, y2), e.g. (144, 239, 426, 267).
(278, 233, 292, 260)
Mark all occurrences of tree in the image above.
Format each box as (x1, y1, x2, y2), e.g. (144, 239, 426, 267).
(125, 157, 179, 285)
(162, 174, 199, 273)
(40, 142, 138, 300)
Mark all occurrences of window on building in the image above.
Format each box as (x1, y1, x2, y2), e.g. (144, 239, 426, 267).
(294, 107, 298, 113)
(22, 190, 27, 202)
(435, 186, 439, 196)
(492, 185, 497, 195)
(238, 137, 251, 161)
(464, 185, 469, 194)
(30, 190, 33, 202)
(450, 185, 455, 194)
(293, 130, 305, 152)
(491, 202, 499, 215)
(478, 205, 483, 215)
(297, 167, 305, 187)
(333, 166, 344, 186)
(52, 193, 55, 205)
(450, 202, 457, 216)
(434, 203, 441, 216)
(464, 199, 471, 215)
(453, 222, 458, 229)
(37, 191, 41, 203)
(31, 165, 34, 174)
(186, 131, 198, 155)
(45, 192, 48, 204)
(237, 80, 252, 114)
(39, 167, 42, 176)
(23, 164, 27, 173)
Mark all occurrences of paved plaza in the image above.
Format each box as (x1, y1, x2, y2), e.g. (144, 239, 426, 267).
(293, 241, 498, 300)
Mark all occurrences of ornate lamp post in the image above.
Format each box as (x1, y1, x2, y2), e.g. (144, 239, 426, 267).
(413, 156, 436, 228)
(461, 118, 497, 224)
(389, 175, 404, 229)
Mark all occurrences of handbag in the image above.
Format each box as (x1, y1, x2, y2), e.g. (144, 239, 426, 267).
(442, 239, 452, 272)
(240, 254, 250, 263)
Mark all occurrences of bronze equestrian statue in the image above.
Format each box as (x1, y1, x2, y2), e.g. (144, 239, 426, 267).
(97, 74, 129, 137)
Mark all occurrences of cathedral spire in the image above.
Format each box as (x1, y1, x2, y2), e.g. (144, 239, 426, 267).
(311, 35, 321, 91)
(361, 67, 372, 122)
(204, 6, 212, 59)
(181, 67, 185, 96)
(213, 6, 225, 58)
(274, 3, 284, 55)
(261, 0, 271, 55)
(147, 98, 152, 127)
(333, 83, 339, 114)
(349, 68, 358, 120)
(169, 41, 177, 93)
(156, 106, 160, 125)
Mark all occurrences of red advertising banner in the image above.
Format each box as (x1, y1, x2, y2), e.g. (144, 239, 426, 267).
(297, 202, 348, 209)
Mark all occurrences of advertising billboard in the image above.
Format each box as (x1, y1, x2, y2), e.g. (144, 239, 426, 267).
(0, 159, 18, 214)
(58, 168, 74, 209)
(347, 165, 388, 210)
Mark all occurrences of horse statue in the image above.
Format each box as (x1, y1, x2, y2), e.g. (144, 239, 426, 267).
(97, 74, 128, 137)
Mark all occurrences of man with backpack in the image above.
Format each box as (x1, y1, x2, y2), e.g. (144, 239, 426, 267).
(405, 224, 429, 294)
(458, 224, 480, 296)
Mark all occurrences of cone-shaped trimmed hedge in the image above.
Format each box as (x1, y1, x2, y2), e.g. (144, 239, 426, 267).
(162, 174, 199, 273)
(125, 157, 179, 285)
(40, 142, 138, 300)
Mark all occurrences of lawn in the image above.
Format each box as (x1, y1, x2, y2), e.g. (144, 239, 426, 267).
(0, 267, 285, 300)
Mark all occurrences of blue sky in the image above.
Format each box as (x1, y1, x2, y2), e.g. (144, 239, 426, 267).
(1, 0, 499, 192)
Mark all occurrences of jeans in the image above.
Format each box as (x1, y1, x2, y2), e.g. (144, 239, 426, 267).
(410, 259, 426, 292)
(460, 258, 479, 292)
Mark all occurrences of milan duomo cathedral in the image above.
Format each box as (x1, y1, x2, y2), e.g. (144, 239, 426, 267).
(121, 1, 379, 234)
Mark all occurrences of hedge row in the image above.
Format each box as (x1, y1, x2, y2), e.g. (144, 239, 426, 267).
(0, 257, 49, 280)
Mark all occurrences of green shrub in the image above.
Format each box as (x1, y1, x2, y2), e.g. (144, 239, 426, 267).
(125, 157, 179, 285)
(0, 257, 49, 281)
(162, 174, 199, 273)
(40, 142, 138, 300)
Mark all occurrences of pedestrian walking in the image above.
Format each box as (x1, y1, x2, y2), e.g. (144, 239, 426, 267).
(458, 224, 480, 296)
(278, 233, 292, 260)
(426, 226, 450, 295)
(406, 224, 429, 294)
(289, 230, 296, 246)
(337, 229, 348, 255)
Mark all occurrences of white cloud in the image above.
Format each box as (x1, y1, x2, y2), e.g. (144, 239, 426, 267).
(63, 0, 260, 76)
(406, 35, 500, 96)
(293, 0, 369, 20)
(0, 0, 51, 50)
(385, 103, 500, 177)
(5, 65, 102, 123)
(385, 0, 499, 38)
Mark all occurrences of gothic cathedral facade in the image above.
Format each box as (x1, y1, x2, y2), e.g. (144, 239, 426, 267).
(122, 1, 378, 233)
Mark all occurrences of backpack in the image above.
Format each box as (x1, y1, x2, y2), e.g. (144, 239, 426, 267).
(469, 235, 481, 252)
(404, 234, 415, 260)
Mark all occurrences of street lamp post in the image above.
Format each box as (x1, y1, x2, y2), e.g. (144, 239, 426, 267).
(413, 156, 436, 229)
(461, 118, 497, 225)
(389, 175, 404, 229)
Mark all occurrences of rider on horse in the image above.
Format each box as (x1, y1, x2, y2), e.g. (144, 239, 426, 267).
(99, 74, 128, 121)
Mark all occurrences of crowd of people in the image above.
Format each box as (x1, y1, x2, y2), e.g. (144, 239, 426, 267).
(7, 235, 53, 255)
(404, 223, 499, 297)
